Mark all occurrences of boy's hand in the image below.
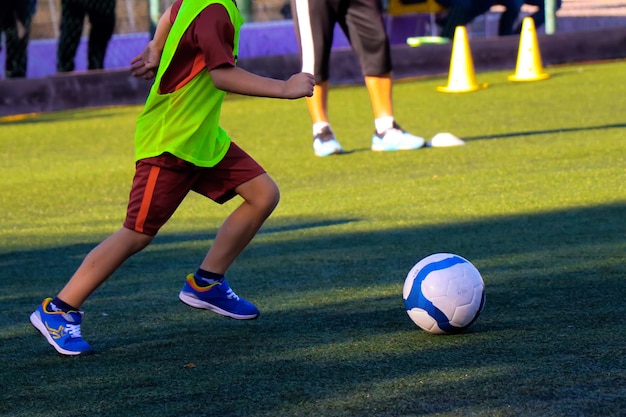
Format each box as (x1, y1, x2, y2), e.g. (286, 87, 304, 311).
(285, 72, 315, 99)
(130, 41, 162, 80)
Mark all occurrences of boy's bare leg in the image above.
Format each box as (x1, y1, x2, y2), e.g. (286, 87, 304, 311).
(199, 173, 279, 274)
(56, 228, 153, 308)
(56, 174, 278, 309)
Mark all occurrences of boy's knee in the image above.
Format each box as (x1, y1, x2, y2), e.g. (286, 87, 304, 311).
(242, 174, 280, 214)
(121, 227, 155, 250)
(262, 180, 280, 213)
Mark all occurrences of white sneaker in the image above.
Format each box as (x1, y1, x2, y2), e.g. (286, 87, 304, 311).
(313, 126, 344, 157)
(371, 123, 425, 152)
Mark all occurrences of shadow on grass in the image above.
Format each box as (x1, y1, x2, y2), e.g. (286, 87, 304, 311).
(1, 202, 625, 416)
(291, 122, 626, 154)
(465, 122, 626, 141)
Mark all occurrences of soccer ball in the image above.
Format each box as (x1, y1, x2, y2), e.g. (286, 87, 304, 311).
(403, 253, 485, 334)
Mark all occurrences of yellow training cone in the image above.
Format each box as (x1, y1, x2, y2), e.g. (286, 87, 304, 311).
(438, 26, 486, 93)
(509, 17, 550, 82)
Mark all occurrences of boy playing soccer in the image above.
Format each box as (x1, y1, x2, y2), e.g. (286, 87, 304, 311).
(30, 0, 315, 355)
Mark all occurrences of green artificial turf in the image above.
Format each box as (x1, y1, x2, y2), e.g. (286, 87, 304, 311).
(0, 60, 625, 417)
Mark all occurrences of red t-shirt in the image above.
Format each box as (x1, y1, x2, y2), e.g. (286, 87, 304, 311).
(159, 0, 237, 93)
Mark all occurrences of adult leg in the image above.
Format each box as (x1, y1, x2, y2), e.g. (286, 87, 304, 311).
(4, 0, 33, 77)
(364, 74, 392, 119)
(305, 77, 339, 156)
(524, 0, 562, 30)
(4, 24, 28, 77)
(438, 0, 476, 39)
(440, 0, 496, 38)
(291, 0, 336, 125)
(57, 0, 86, 72)
(497, 0, 523, 36)
(291, 0, 343, 155)
(86, 0, 116, 70)
(306, 81, 329, 124)
(343, 0, 394, 121)
(345, 0, 423, 150)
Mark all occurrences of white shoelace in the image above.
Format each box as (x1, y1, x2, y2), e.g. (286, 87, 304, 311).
(225, 288, 240, 300)
(66, 324, 83, 338)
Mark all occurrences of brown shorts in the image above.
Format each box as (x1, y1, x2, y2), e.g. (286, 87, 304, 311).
(123, 142, 266, 236)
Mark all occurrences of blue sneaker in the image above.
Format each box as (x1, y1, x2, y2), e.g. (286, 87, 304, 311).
(313, 126, 344, 157)
(179, 274, 260, 320)
(371, 123, 425, 152)
(30, 298, 93, 356)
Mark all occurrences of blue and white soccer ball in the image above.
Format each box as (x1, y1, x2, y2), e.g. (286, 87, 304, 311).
(403, 253, 485, 334)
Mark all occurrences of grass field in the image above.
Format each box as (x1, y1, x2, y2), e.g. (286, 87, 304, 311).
(1, 60, 625, 417)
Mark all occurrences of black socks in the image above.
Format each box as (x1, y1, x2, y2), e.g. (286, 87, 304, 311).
(48, 297, 79, 313)
(193, 269, 224, 286)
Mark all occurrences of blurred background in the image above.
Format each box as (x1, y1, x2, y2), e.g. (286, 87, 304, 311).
(29, 0, 288, 39)
(1, 0, 625, 80)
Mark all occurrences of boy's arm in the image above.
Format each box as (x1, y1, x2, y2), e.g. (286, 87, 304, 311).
(130, 5, 173, 79)
(210, 66, 315, 99)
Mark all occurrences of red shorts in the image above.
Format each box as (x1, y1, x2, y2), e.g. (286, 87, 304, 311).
(124, 142, 266, 236)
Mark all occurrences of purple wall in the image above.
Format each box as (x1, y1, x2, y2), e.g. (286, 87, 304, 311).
(0, 16, 426, 79)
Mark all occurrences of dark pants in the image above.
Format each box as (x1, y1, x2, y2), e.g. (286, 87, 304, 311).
(436, 0, 562, 38)
(436, 0, 495, 39)
(56, 0, 116, 72)
(1, 0, 36, 78)
(291, 0, 392, 82)
(511, 0, 562, 34)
